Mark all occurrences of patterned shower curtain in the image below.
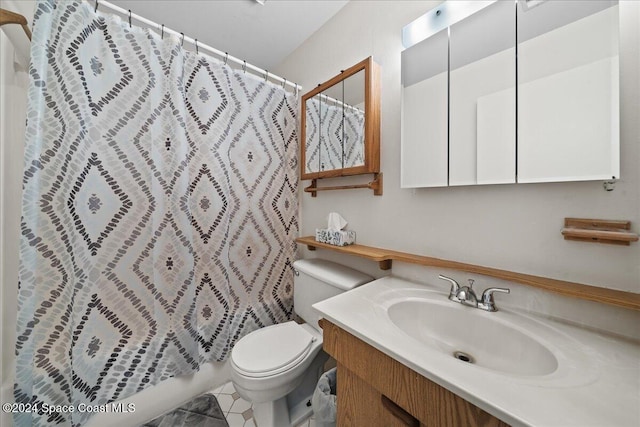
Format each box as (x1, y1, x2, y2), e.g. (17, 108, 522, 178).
(14, 1, 298, 425)
(342, 106, 365, 168)
(304, 97, 364, 172)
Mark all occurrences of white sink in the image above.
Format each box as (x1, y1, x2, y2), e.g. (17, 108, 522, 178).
(386, 298, 558, 376)
(313, 276, 640, 427)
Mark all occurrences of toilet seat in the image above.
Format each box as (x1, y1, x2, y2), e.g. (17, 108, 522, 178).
(231, 321, 317, 378)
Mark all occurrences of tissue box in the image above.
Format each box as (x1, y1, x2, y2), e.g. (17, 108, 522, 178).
(315, 229, 356, 246)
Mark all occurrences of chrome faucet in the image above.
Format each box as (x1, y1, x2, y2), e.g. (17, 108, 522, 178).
(478, 287, 511, 312)
(456, 279, 479, 307)
(438, 275, 510, 312)
(438, 275, 460, 302)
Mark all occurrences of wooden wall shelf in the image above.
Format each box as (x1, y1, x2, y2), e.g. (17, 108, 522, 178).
(295, 236, 640, 311)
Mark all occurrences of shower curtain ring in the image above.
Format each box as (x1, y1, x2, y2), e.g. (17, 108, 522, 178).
(195, 39, 198, 54)
(94, 0, 99, 13)
(180, 32, 185, 46)
(224, 52, 228, 65)
(243, 60, 246, 73)
(161, 24, 164, 39)
(128, 10, 132, 28)
(282, 78, 286, 89)
(264, 70, 268, 82)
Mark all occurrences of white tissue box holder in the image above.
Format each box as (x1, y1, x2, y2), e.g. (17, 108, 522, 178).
(315, 229, 356, 246)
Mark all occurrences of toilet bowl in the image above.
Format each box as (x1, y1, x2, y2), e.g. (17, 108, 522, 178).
(230, 259, 373, 427)
(230, 322, 323, 403)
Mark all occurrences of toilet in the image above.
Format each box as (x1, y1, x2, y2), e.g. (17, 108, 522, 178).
(230, 259, 373, 427)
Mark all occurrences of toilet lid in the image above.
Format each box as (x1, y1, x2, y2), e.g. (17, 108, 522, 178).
(231, 321, 316, 378)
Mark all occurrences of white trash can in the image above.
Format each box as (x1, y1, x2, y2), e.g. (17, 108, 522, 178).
(311, 367, 337, 427)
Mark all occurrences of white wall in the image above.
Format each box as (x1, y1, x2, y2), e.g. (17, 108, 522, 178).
(275, 1, 640, 295)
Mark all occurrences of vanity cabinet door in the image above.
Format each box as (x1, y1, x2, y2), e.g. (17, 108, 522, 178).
(401, 29, 448, 188)
(449, 0, 516, 185)
(338, 365, 414, 427)
(517, 0, 619, 183)
(322, 320, 510, 427)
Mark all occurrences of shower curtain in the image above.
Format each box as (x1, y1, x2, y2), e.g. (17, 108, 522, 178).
(342, 107, 365, 168)
(14, 1, 298, 425)
(305, 97, 365, 172)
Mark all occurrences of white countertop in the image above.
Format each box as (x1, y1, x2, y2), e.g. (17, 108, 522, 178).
(313, 276, 640, 427)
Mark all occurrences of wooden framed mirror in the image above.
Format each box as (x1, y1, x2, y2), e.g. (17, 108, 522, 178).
(301, 57, 380, 180)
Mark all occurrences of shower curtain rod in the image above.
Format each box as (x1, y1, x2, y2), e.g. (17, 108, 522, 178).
(316, 92, 363, 113)
(94, 0, 301, 92)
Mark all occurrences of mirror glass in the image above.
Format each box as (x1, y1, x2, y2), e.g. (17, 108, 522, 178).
(319, 82, 344, 172)
(517, 0, 619, 183)
(300, 57, 380, 181)
(449, 0, 515, 186)
(401, 28, 448, 188)
(342, 69, 366, 169)
(401, 0, 619, 187)
(304, 94, 322, 174)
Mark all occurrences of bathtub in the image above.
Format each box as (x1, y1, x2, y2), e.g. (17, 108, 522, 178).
(84, 360, 231, 427)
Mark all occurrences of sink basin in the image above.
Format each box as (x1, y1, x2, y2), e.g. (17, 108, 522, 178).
(387, 298, 558, 376)
(313, 276, 635, 427)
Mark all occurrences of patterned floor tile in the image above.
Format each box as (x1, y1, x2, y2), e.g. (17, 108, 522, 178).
(216, 393, 236, 413)
(241, 408, 254, 421)
(225, 412, 246, 427)
(219, 382, 236, 395)
(229, 397, 252, 414)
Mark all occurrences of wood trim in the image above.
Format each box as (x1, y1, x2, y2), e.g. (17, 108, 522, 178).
(368, 57, 381, 174)
(324, 320, 510, 427)
(0, 8, 32, 40)
(295, 236, 640, 311)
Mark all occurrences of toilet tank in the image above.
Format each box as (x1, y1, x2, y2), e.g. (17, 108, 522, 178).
(293, 259, 373, 330)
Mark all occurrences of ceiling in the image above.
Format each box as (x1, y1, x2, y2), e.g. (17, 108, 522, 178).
(110, 0, 349, 71)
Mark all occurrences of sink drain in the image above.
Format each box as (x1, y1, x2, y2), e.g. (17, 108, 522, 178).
(453, 351, 474, 364)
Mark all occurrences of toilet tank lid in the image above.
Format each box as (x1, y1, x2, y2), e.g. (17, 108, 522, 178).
(293, 259, 373, 291)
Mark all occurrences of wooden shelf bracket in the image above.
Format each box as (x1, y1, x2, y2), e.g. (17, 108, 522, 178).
(304, 173, 383, 197)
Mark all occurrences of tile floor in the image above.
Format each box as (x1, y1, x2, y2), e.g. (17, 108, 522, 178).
(211, 381, 316, 427)
(142, 393, 228, 427)
(210, 382, 256, 427)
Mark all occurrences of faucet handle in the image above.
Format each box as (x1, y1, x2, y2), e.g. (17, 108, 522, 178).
(479, 287, 510, 312)
(467, 279, 475, 289)
(438, 275, 460, 301)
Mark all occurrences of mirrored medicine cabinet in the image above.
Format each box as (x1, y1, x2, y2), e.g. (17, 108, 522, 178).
(401, 0, 620, 188)
(301, 57, 380, 181)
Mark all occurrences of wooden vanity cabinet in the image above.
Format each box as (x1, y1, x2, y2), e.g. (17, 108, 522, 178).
(321, 320, 510, 427)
